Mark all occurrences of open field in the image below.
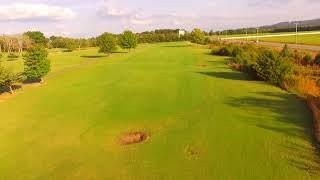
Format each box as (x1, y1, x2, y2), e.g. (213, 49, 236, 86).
(217, 31, 320, 46)
(0, 42, 319, 179)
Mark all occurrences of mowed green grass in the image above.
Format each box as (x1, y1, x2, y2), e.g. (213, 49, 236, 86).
(258, 33, 320, 46)
(0, 42, 319, 179)
(213, 31, 320, 46)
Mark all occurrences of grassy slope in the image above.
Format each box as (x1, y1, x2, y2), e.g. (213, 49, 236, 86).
(0, 42, 319, 179)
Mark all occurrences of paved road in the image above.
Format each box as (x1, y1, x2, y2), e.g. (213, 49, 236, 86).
(225, 40, 320, 51)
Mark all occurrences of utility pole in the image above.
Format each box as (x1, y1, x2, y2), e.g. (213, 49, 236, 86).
(294, 22, 299, 46)
(256, 28, 259, 43)
(246, 27, 248, 42)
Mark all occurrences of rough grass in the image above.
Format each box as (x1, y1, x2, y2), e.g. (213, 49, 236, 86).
(0, 42, 319, 179)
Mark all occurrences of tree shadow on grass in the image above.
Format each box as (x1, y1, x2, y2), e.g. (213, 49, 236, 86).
(197, 71, 253, 81)
(0, 84, 23, 95)
(80, 55, 107, 59)
(163, 44, 193, 48)
(226, 91, 320, 175)
(112, 51, 128, 54)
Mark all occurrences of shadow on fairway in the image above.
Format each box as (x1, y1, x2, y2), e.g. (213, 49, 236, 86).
(112, 51, 128, 54)
(80, 55, 107, 59)
(0, 84, 23, 95)
(226, 91, 320, 175)
(163, 44, 193, 48)
(197, 71, 252, 81)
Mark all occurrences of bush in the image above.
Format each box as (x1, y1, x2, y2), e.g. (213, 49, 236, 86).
(231, 45, 244, 57)
(304, 53, 313, 65)
(280, 44, 293, 58)
(315, 53, 320, 65)
(253, 49, 293, 85)
(8, 53, 19, 59)
(210, 47, 221, 55)
(211, 44, 244, 57)
(0, 53, 3, 59)
(293, 50, 304, 64)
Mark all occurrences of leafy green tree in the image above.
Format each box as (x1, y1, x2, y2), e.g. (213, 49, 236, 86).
(23, 46, 50, 83)
(0, 65, 25, 94)
(24, 31, 47, 45)
(65, 39, 78, 52)
(190, 28, 205, 44)
(97, 33, 117, 55)
(119, 31, 138, 51)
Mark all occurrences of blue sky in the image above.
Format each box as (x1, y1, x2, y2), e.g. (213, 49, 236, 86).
(0, 0, 319, 37)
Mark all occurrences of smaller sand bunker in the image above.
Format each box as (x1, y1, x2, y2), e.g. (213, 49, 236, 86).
(119, 132, 149, 145)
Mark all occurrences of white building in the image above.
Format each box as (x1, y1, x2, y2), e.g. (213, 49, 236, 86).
(178, 29, 186, 36)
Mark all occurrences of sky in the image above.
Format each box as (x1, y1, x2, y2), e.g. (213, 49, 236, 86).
(0, 0, 319, 37)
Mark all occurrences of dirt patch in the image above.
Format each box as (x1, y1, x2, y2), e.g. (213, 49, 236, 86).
(119, 132, 149, 145)
(184, 145, 200, 159)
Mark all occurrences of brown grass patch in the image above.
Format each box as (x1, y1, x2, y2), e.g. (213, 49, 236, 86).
(119, 132, 149, 145)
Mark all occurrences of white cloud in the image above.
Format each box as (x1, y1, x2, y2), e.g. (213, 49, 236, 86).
(97, 1, 200, 27)
(0, 3, 76, 21)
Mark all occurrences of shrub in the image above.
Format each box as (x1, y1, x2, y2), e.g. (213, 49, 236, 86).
(253, 49, 293, 85)
(211, 47, 221, 55)
(280, 44, 293, 58)
(211, 44, 244, 57)
(8, 53, 19, 59)
(231, 45, 244, 57)
(293, 50, 304, 64)
(315, 53, 320, 65)
(304, 53, 313, 65)
(0, 53, 3, 59)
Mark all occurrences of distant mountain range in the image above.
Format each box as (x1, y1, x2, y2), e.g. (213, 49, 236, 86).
(217, 18, 320, 34)
(261, 18, 320, 32)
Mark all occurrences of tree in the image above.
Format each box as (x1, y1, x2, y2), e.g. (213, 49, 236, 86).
(65, 39, 77, 52)
(0, 65, 25, 94)
(97, 33, 117, 55)
(24, 31, 47, 45)
(190, 28, 205, 44)
(118, 31, 138, 51)
(253, 49, 293, 85)
(23, 46, 50, 83)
